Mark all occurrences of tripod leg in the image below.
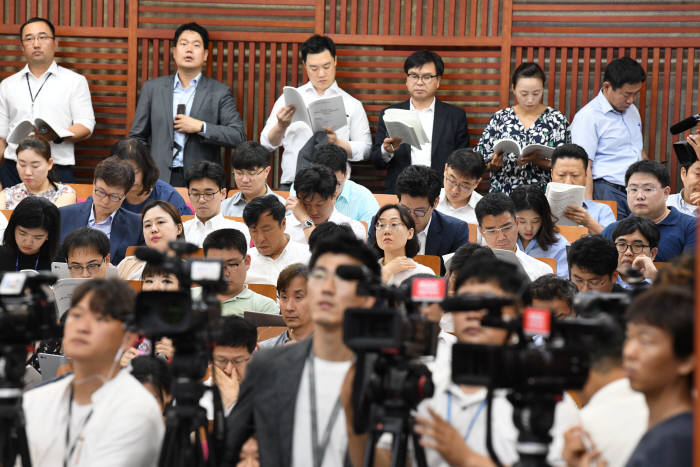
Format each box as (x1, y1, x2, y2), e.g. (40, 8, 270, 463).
(410, 417, 428, 467)
(390, 424, 409, 467)
(362, 429, 380, 467)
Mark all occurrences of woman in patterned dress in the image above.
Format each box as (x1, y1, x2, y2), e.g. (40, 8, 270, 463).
(0, 134, 76, 209)
(476, 62, 571, 194)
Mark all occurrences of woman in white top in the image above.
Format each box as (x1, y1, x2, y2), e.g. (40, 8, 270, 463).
(117, 200, 185, 279)
(371, 204, 435, 285)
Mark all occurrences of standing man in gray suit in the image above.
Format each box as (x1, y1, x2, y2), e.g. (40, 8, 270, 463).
(129, 22, 245, 186)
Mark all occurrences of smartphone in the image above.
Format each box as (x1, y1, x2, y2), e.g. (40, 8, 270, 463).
(176, 104, 186, 116)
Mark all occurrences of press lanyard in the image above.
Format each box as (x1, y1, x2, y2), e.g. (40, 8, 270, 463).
(308, 349, 343, 467)
(16, 253, 40, 272)
(26, 72, 52, 104)
(64, 387, 94, 467)
(446, 392, 486, 441)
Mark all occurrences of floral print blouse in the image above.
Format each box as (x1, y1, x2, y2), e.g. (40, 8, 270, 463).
(476, 106, 570, 194)
(3, 182, 75, 209)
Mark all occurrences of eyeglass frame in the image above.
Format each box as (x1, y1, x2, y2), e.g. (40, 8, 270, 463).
(213, 356, 250, 369)
(21, 34, 54, 44)
(188, 189, 222, 201)
(444, 175, 478, 192)
(93, 186, 126, 202)
(570, 274, 610, 290)
(233, 167, 266, 179)
(399, 204, 431, 218)
(625, 186, 660, 196)
(67, 257, 106, 274)
(614, 241, 651, 255)
(406, 73, 439, 83)
(480, 222, 516, 236)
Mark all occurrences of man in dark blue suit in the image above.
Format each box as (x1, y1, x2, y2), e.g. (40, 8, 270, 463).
(368, 165, 470, 274)
(59, 157, 144, 265)
(370, 50, 469, 194)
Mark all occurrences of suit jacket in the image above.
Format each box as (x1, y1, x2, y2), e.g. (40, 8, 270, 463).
(223, 338, 313, 467)
(129, 74, 246, 182)
(370, 98, 468, 193)
(58, 200, 145, 265)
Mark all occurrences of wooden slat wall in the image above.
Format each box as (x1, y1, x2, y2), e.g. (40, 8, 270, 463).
(0, 0, 698, 191)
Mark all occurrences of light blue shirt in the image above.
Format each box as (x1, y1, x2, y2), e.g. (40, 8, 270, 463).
(221, 186, 286, 217)
(87, 203, 117, 239)
(570, 90, 643, 186)
(667, 192, 698, 217)
(290, 179, 379, 224)
(172, 73, 202, 167)
(583, 199, 617, 228)
(518, 233, 570, 278)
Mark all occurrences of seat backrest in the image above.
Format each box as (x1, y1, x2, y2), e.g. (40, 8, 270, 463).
(535, 257, 557, 275)
(374, 194, 398, 207)
(2, 209, 12, 220)
(127, 280, 142, 292)
(467, 223, 478, 243)
(68, 183, 94, 201)
(247, 283, 277, 300)
(413, 254, 440, 275)
(557, 225, 588, 243)
(596, 199, 618, 220)
(256, 326, 286, 342)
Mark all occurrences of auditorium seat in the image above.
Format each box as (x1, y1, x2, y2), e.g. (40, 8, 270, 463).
(247, 283, 277, 300)
(256, 326, 286, 342)
(127, 280, 142, 292)
(68, 183, 94, 201)
(535, 257, 557, 275)
(2, 209, 12, 219)
(414, 254, 440, 275)
(467, 223, 478, 243)
(557, 225, 588, 243)
(374, 194, 399, 207)
(597, 200, 618, 220)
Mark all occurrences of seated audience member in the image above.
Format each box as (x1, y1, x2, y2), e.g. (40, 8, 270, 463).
(285, 164, 365, 243)
(260, 263, 313, 348)
(221, 141, 285, 217)
(666, 133, 699, 217)
(568, 235, 621, 293)
(62, 227, 111, 278)
(242, 195, 310, 285)
(445, 243, 495, 295)
(290, 144, 379, 224)
(611, 216, 659, 289)
(436, 148, 486, 224)
(623, 286, 694, 467)
(369, 164, 470, 274)
(475, 192, 553, 280)
(307, 221, 355, 253)
(0, 196, 59, 271)
(561, 301, 647, 467)
(118, 200, 185, 280)
(601, 160, 696, 262)
(183, 161, 250, 247)
(550, 144, 616, 234)
(529, 274, 577, 318)
(511, 184, 569, 277)
(130, 355, 173, 414)
(112, 138, 192, 216)
(371, 203, 434, 285)
(59, 156, 144, 265)
(201, 228, 278, 316)
(22, 279, 164, 466)
(0, 134, 76, 209)
(141, 261, 180, 291)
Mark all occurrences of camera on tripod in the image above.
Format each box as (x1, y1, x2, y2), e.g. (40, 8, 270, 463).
(0, 271, 59, 345)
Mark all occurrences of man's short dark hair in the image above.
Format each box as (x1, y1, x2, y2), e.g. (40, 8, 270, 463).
(551, 143, 589, 171)
(568, 235, 618, 277)
(93, 156, 135, 193)
(395, 165, 442, 207)
(403, 50, 444, 76)
(301, 34, 336, 61)
(277, 263, 309, 296)
(173, 22, 209, 50)
(70, 278, 135, 322)
(203, 228, 248, 256)
(454, 257, 532, 306)
(213, 316, 257, 354)
(603, 57, 646, 90)
(111, 138, 159, 196)
(625, 160, 670, 188)
(446, 148, 486, 180)
(611, 216, 660, 249)
(475, 192, 516, 226)
(448, 244, 495, 275)
(185, 160, 226, 189)
(242, 194, 286, 228)
(294, 165, 337, 201)
(233, 141, 271, 171)
(310, 144, 347, 174)
(308, 222, 355, 253)
(20, 17, 55, 38)
(309, 230, 381, 278)
(62, 227, 110, 261)
(530, 274, 578, 309)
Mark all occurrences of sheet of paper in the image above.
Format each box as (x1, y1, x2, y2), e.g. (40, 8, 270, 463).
(520, 144, 554, 160)
(307, 95, 347, 132)
(492, 138, 521, 156)
(53, 278, 88, 318)
(282, 86, 312, 128)
(546, 182, 585, 226)
(383, 108, 429, 149)
(7, 120, 36, 144)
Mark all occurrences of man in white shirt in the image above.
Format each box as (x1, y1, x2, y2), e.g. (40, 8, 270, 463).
(242, 194, 310, 285)
(259, 34, 371, 189)
(23, 279, 164, 467)
(436, 148, 486, 225)
(666, 134, 699, 217)
(0, 17, 95, 186)
(285, 165, 366, 243)
(183, 160, 250, 247)
(475, 192, 553, 280)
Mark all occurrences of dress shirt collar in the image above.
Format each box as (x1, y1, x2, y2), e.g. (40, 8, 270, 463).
(88, 203, 118, 225)
(174, 72, 202, 90)
(595, 89, 622, 115)
(230, 186, 275, 206)
(419, 215, 433, 237)
(194, 212, 224, 228)
(21, 60, 59, 80)
(409, 97, 436, 113)
(300, 80, 341, 97)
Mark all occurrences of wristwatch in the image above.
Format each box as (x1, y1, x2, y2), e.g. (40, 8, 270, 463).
(303, 219, 315, 229)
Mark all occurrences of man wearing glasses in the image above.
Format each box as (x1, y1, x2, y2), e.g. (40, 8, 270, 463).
(601, 160, 696, 262)
(611, 216, 660, 290)
(62, 227, 112, 279)
(182, 160, 249, 247)
(436, 148, 486, 225)
(567, 235, 622, 293)
(59, 157, 143, 265)
(370, 50, 469, 194)
(0, 17, 95, 186)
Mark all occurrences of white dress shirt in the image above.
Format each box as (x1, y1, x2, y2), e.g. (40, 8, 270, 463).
(260, 81, 371, 184)
(409, 97, 435, 166)
(416, 216, 433, 255)
(246, 239, 311, 285)
(0, 61, 95, 165)
(514, 246, 554, 281)
(667, 192, 698, 217)
(436, 188, 482, 225)
(183, 212, 250, 247)
(285, 209, 366, 244)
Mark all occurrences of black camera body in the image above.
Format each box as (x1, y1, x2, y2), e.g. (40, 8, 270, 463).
(0, 272, 58, 346)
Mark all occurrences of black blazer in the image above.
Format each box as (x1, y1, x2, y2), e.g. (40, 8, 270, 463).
(370, 98, 469, 193)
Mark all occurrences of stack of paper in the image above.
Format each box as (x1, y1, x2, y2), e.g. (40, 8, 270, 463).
(383, 108, 429, 149)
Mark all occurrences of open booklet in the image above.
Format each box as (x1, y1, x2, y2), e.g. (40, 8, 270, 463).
(8, 118, 74, 144)
(283, 86, 347, 132)
(382, 108, 429, 150)
(53, 278, 89, 318)
(492, 138, 553, 160)
(545, 182, 585, 226)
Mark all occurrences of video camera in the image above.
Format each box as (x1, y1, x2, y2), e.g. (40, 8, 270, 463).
(0, 272, 58, 346)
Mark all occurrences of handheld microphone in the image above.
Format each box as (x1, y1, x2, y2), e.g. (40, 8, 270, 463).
(134, 246, 166, 265)
(670, 114, 700, 135)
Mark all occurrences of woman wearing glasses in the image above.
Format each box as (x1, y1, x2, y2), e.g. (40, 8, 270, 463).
(117, 200, 185, 279)
(0, 135, 76, 209)
(111, 138, 192, 215)
(0, 196, 59, 271)
(371, 204, 434, 285)
(476, 62, 570, 194)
